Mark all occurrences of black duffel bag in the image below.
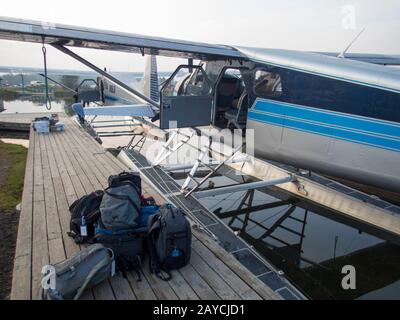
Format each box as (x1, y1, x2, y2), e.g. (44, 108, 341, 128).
(95, 226, 145, 279)
(108, 171, 142, 195)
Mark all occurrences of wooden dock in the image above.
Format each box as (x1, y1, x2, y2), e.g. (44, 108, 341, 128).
(0, 113, 50, 132)
(5, 113, 280, 300)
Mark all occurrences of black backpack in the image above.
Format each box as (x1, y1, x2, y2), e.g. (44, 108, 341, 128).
(68, 190, 104, 244)
(108, 171, 142, 195)
(95, 225, 145, 279)
(147, 204, 192, 281)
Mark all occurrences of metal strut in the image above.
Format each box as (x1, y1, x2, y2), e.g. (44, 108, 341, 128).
(183, 145, 244, 198)
(152, 130, 193, 166)
(125, 134, 147, 152)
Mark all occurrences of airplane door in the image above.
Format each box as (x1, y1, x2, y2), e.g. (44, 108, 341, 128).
(160, 65, 213, 129)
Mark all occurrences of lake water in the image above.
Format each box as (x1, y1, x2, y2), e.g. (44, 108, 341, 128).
(1, 98, 66, 114)
(1, 97, 399, 300)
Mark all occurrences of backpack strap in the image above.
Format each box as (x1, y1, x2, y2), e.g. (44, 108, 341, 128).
(73, 248, 114, 300)
(67, 230, 85, 244)
(147, 216, 172, 281)
(108, 180, 141, 196)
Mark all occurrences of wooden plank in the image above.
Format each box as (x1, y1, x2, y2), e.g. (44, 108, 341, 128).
(33, 132, 44, 202)
(46, 134, 76, 198)
(92, 280, 115, 300)
(40, 134, 66, 265)
(193, 230, 281, 300)
(53, 131, 93, 194)
(49, 133, 77, 176)
(69, 174, 87, 198)
(41, 134, 62, 240)
(109, 274, 137, 300)
(192, 240, 261, 300)
(178, 264, 220, 300)
(48, 238, 66, 264)
(52, 176, 80, 258)
(142, 266, 179, 300)
(189, 251, 241, 300)
(31, 133, 50, 300)
(80, 290, 95, 300)
(31, 200, 48, 300)
(168, 270, 199, 300)
(65, 123, 122, 179)
(11, 128, 35, 300)
(66, 119, 126, 173)
(126, 271, 157, 300)
(60, 129, 105, 190)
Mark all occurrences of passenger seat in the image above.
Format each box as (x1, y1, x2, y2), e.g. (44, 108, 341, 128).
(224, 90, 248, 129)
(216, 78, 239, 113)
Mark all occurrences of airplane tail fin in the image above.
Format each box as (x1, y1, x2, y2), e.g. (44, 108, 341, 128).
(141, 55, 159, 102)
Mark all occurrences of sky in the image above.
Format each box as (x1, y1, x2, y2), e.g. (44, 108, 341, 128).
(0, 0, 399, 72)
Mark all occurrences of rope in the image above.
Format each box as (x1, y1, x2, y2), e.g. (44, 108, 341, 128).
(42, 43, 52, 110)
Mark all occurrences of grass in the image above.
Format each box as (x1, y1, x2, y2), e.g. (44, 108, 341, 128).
(0, 140, 27, 299)
(0, 141, 27, 212)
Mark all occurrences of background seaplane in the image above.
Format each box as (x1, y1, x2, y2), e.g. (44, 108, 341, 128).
(0, 16, 399, 195)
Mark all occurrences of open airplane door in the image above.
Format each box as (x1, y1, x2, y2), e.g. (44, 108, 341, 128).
(160, 65, 213, 129)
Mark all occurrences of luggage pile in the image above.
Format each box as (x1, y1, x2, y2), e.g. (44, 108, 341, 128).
(40, 171, 192, 300)
(32, 114, 64, 134)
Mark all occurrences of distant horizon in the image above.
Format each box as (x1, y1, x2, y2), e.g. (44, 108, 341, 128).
(0, 65, 174, 75)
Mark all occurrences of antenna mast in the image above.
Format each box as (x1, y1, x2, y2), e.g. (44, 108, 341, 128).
(338, 28, 366, 59)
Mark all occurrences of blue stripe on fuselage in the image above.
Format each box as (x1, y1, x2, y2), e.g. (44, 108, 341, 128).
(248, 98, 400, 152)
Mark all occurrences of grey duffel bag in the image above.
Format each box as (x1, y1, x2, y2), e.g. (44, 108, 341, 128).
(40, 243, 114, 300)
(100, 182, 141, 230)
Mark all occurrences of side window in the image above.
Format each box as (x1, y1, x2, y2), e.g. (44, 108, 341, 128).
(109, 84, 116, 94)
(254, 69, 282, 98)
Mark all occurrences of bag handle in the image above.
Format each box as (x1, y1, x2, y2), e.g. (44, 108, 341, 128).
(73, 252, 113, 300)
(147, 216, 172, 281)
(108, 180, 140, 196)
(147, 237, 172, 281)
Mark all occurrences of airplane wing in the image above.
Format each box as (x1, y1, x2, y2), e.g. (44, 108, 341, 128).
(1, 16, 398, 67)
(1, 16, 398, 98)
(315, 52, 400, 66)
(0, 16, 242, 61)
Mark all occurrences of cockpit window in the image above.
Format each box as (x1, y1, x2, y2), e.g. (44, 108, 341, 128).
(254, 69, 282, 97)
(163, 66, 211, 97)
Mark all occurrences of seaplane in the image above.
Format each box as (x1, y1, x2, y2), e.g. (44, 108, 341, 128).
(1, 16, 400, 243)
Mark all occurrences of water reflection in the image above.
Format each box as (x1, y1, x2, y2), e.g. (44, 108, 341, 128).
(1, 96, 75, 114)
(191, 174, 400, 300)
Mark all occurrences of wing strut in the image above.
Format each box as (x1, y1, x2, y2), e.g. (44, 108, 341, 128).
(51, 44, 160, 110)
